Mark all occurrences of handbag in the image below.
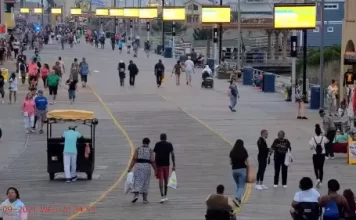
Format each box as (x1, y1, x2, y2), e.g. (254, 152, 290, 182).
(246, 164, 256, 183)
(284, 149, 293, 166)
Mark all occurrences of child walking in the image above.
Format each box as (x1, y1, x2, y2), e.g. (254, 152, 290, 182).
(65, 74, 78, 104)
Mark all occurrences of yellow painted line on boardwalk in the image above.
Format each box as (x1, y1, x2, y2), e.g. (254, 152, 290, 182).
(158, 93, 252, 215)
(67, 87, 135, 220)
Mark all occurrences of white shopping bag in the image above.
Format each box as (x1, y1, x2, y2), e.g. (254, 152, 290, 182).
(124, 172, 134, 194)
(284, 150, 294, 166)
(167, 171, 177, 189)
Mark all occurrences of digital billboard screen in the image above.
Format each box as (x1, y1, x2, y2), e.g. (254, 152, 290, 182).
(123, 8, 139, 17)
(162, 7, 185, 21)
(201, 6, 230, 23)
(70, 8, 82, 15)
(96, 8, 109, 16)
(51, 8, 62, 14)
(20, 8, 30, 13)
(274, 4, 316, 29)
(109, 8, 124, 17)
(139, 8, 158, 19)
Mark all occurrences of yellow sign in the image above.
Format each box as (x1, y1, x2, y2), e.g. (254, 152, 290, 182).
(201, 7, 230, 23)
(109, 8, 124, 17)
(123, 8, 139, 17)
(348, 139, 356, 165)
(20, 8, 30, 13)
(139, 8, 158, 19)
(162, 7, 185, 21)
(70, 8, 82, 15)
(96, 8, 109, 16)
(274, 4, 316, 29)
(51, 8, 62, 14)
(33, 8, 43, 14)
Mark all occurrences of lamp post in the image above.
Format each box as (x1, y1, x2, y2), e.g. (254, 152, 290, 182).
(236, 0, 241, 69)
(319, 0, 325, 109)
(218, 0, 222, 63)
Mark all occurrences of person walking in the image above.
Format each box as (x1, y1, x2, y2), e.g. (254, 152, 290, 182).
(0, 74, 4, 103)
(118, 40, 123, 53)
(34, 90, 48, 134)
(229, 139, 249, 205)
(65, 74, 78, 104)
(154, 59, 165, 88)
(271, 130, 291, 188)
(184, 56, 195, 86)
(153, 133, 176, 203)
(128, 138, 156, 204)
(309, 124, 328, 188)
(171, 60, 183, 85)
(41, 63, 49, 88)
(319, 109, 336, 159)
(28, 59, 38, 86)
(19, 58, 27, 85)
(111, 34, 116, 50)
(47, 71, 60, 105)
(255, 129, 270, 190)
(79, 58, 90, 87)
(296, 79, 308, 119)
(228, 79, 239, 112)
(118, 60, 126, 87)
(70, 58, 79, 82)
(12, 39, 20, 59)
(128, 60, 139, 86)
(327, 79, 338, 116)
(8, 72, 17, 104)
(22, 92, 35, 133)
(62, 126, 82, 183)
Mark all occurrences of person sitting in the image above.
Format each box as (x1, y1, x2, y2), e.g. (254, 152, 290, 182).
(206, 185, 237, 220)
(202, 65, 212, 80)
(196, 54, 205, 67)
(333, 129, 349, 143)
(290, 177, 321, 220)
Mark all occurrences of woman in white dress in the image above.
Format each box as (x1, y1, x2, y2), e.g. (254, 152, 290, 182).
(8, 72, 18, 104)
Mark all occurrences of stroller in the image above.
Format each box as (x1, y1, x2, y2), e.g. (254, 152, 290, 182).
(201, 70, 214, 89)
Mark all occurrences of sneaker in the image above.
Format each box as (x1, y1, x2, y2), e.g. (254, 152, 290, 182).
(283, 185, 288, 188)
(25, 130, 29, 134)
(302, 116, 308, 119)
(163, 197, 168, 202)
(160, 197, 165, 203)
(71, 176, 78, 182)
(39, 130, 43, 134)
(131, 196, 138, 203)
(326, 156, 329, 160)
(297, 116, 302, 119)
(66, 179, 71, 183)
(316, 179, 321, 188)
(273, 185, 278, 188)
(331, 157, 335, 160)
(255, 185, 263, 190)
(261, 185, 269, 190)
(31, 129, 36, 133)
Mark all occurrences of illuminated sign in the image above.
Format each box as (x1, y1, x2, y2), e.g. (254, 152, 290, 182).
(162, 7, 185, 21)
(109, 8, 124, 17)
(96, 8, 109, 16)
(70, 8, 82, 15)
(123, 8, 139, 17)
(201, 6, 230, 23)
(274, 4, 316, 29)
(20, 8, 30, 13)
(51, 8, 62, 14)
(33, 8, 43, 14)
(139, 8, 158, 19)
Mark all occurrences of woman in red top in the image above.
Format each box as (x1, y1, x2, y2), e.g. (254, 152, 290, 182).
(41, 63, 50, 88)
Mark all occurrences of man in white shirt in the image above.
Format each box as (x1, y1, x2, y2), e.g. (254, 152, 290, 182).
(184, 56, 195, 86)
(327, 79, 338, 116)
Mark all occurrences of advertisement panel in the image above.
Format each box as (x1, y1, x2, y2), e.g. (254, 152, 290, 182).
(70, 8, 82, 15)
(20, 8, 30, 13)
(201, 6, 230, 23)
(139, 8, 158, 19)
(123, 8, 139, 17)
(96, 8, 109, 16)
(33, 8, 43, 14)
(51, 8, 62, 14)
(109, 8, 124, 17)
(274, 4, 316, 29)
(162, 7, 185, 21)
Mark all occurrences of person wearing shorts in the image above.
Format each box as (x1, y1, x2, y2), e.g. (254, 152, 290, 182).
(46, 72, 60, 104)
(153, 133, 176, 203)
(34, 90, 48, 134)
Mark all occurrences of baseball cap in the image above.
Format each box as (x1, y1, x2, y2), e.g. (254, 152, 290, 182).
(38, 90, 43, 94)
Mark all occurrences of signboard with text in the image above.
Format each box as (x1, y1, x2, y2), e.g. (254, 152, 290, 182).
(273, 3, 316, 29)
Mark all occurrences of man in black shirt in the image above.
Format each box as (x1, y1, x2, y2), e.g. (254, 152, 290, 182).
(154, 59, 165, 87)
(256, 129, 269, 190)
(153, 133, 175, 203)
(128, 60, 139, 86)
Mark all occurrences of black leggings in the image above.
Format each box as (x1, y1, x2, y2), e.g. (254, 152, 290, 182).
(156, 73, 163, 86)
(312, 154, 325, 182)
(274, 156, 288, 185)
(326, 130, 336, 157)
(256, 157, 267, 183)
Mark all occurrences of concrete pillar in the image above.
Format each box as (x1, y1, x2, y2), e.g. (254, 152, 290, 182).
(274, 31, 280, 60)
(266, 29, 272, 60)
(282, 30, 288, 60)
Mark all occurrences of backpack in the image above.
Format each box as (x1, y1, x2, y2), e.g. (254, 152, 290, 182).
(323, 199, 339, 219)
(313, 137, 323, 154)
(296, 202, 320, 220)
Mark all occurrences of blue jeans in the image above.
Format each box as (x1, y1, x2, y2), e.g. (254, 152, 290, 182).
(68, 90, 76, 100)
(232, 168, 247, 202)
(230, 96, 237, 109)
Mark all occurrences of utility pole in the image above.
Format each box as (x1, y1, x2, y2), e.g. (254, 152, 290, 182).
(162, 0, 165, 53)
(236, 0, 241, 69)
(218, 0, 222, 63)
(41, 0, 44, 26)
(291, 0, 298, 102)
(320, 0, 325, 109)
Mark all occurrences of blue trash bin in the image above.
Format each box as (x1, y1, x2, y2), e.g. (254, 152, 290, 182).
(156, 45, 163, 54)
(243, 67, 253, 85)
(310, 86, 320, 110)
(164, 47, 172, 58)
(207, 59, 215, 74)
(263, 73, 276, 93)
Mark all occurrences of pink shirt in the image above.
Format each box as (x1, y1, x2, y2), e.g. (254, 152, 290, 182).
(41, 68, 49, 77)
(22, 99, 35, 116)
(28, 63, 37, 76)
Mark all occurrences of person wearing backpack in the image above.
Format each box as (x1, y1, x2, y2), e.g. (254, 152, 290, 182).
(320, 179, 349, 220)
(128, 60, 139, 86)
(79, 58, 90, 88)
(309, 124, 329, 188)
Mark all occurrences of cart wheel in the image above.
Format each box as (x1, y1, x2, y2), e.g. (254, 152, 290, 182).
(49, 173, 55, 180)
(87, 172, 92, 180)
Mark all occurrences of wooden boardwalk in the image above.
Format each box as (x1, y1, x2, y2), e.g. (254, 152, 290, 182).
(0, 42, 354, 220)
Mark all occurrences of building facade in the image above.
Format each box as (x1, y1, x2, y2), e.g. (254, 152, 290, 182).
(307, 0, 344, 47)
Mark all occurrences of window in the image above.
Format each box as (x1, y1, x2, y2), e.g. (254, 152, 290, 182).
(327, 27, 334, 32)
(324, 4, 338, 10)
(313, 27, 319, 32)
(187, 4, 199, 11)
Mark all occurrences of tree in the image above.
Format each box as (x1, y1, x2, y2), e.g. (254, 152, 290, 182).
(193, 28, 211, 40)
(151, 20, 186, 34)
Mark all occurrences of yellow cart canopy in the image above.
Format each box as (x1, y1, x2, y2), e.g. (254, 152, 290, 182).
(47, 110, 95, 120)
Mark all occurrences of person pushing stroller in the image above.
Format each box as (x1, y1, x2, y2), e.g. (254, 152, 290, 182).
(201, 65, 213, 88)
